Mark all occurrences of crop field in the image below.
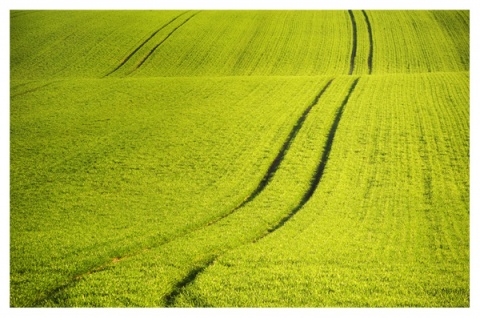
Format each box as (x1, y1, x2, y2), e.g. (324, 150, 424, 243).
(10, 10, 469, 307)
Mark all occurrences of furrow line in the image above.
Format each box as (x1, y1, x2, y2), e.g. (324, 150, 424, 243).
(206, 79, 334, 226)
(362, 10, 374, 74)
(103, 11, 189, 77)
(11, 81, 57, 98)
(35, 81, 334, 306)
(164, 80, 338, 306)
(130, 12, 199, 73)
(164, 258, 216, 306)
(348, 10, 357, 75)
(255, 77, 360, 242)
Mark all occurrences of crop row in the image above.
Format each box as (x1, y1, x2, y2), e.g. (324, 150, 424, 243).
(177, 72, 469, 307)
(12, 10, 468, 80)
(10, 76, 340, 306)
(28, 76, 361, 307)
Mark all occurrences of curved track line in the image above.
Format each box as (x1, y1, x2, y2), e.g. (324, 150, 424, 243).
(33, 80, 334, 307)
(164, 78, 352, 307)
(103, 11, 189, 77)
(164, 258, 216, 306)
(361, 10, 374, 74)
(255, 78, 360, 241)
(130, 12, 199, 74)
(11, 81, 57, 98)
(348, 10, 358, 75)
(206, 79, 334, 226)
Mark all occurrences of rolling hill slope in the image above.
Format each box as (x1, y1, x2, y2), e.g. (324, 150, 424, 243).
(10, 10, 469, 307)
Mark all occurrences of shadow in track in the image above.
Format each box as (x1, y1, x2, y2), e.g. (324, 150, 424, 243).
(207, 79, 334, 226)
(164, 79, 361, 307)
(348, 10, 358, 75)
(255, 77, 360, 241)
(361, 10, 374, 74)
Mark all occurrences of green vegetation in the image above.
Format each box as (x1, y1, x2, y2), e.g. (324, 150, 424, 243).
(10, 10, 469, 307)
(176, 72, 469, 307)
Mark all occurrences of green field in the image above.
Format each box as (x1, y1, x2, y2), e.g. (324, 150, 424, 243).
(10, 10, 469, 307)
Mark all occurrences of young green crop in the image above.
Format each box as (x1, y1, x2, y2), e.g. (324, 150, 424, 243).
(10, 10, 469, 307)
(33, 77, 360, 307)
(179, 72, 469, 307)
(10, 76, 336, 307)
(367, 10, 469, 74)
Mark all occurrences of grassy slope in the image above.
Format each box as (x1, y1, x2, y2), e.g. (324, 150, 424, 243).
(10, 11, 187, 80)
(39, 77, 357, 307)
(129, 11, 352, 77)
(368, 10, 469, 73)
(10, 10, 469, 307)
(179, 73, 469, 307)
(10, 76, 341, 306)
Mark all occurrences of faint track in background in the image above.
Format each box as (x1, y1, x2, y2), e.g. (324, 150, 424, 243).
(130, 12, 200, 74)
(104, 11, 189, 77)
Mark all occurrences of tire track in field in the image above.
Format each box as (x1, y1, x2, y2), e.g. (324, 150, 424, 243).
(103, 11, 189, 77)
(348, 10, 358, 75)
(164, 258, 216, 306)
(10, 81, 58, 98)
(206, 79, 334, 226)
(164, 79, 362, 307)
(33, 80, 334, 307)
(130, 12, 200, 74)
(254, 78, 360, 241)
(362, 10, 374, 74)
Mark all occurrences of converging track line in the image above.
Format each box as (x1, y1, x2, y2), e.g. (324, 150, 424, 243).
(163, 80, 337, 306)
(255, 78, 360, 242)
(104, 11, 189, 77)
(348, 10, 358, 75)
(206, 79, 334, 226)
(131, 12, 200, 73)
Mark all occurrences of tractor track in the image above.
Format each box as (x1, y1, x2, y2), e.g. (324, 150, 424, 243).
(11, 81, 58, 98)
(255, 78, 360, 241)
(164, 79, 361, 306)
(130, 12, 200, 74)
(103, 11, 189, 77)
(31, 79, 334, 307)
(362, 10, 374, 74)
(206, 79, 334, 226)
(348, 10, 358, 75)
